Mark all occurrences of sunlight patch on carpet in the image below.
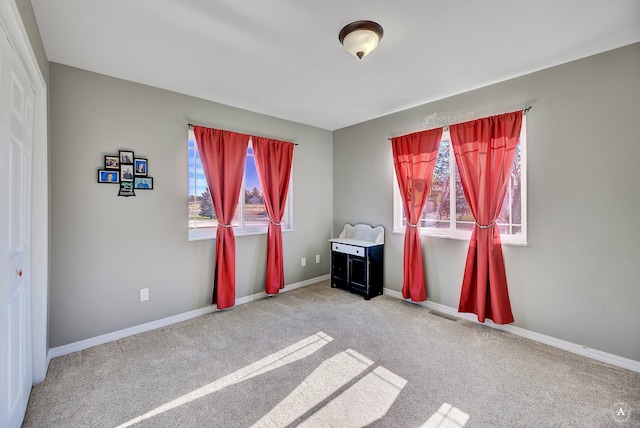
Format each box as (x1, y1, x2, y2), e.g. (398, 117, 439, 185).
(251, 349, 373, 427)
(298, 366, 408, 427)
(420, 403, 470, 427)
(115, 332, 333, 428)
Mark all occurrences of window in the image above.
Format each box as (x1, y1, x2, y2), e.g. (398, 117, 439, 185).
(188, 130, 293, 240)
(393, 118, 526, 245)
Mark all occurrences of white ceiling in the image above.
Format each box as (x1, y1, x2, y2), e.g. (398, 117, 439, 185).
(31, 0, 640, 131)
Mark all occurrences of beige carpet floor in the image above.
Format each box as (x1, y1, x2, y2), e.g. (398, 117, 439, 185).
(23, 281, 639, 427)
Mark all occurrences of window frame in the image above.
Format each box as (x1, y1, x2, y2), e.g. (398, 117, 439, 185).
(392, 117, 527, 246)
(188, 130, 293, 241)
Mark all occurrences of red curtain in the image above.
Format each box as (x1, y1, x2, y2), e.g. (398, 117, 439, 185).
(392, 128, 443, 301)
(252, 137, 294, 295)
(193, 126, 249, 309)
(449, 111, 522, 324)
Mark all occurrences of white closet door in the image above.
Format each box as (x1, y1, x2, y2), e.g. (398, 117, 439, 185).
(0, 22, 35, 428)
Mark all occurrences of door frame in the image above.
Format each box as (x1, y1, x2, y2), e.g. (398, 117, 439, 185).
(0, 1, 49, 384)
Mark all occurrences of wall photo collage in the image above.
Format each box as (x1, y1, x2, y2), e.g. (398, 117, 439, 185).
(97, 150, 154, 197)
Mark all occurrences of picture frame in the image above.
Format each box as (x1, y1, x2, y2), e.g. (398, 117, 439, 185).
(104, 155, 119, 170)
(119, 150, 134, 164)
(134, 158, 148, 176)
(134, 176, 153, 190)
(98, 169, 119, 183)
(118, 180, 135, 197)
(98, 149, 153, 195)
(120, 164, 134, 181)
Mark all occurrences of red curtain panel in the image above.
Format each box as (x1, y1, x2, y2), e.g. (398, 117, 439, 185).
(253, 137, 294, 295)
(449, 111, 523, 324)
(193, 126, 249, 309)
(392, 128, 443, 301)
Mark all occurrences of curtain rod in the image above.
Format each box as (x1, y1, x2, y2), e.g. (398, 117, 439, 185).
(388, 106, 532, 141)
(187, 123, 298, 145)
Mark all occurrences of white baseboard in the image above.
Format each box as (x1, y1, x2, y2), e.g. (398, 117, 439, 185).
(47, 274, 330, 362)
(383, 287, 640, 373)
(49, 276, 638, 374)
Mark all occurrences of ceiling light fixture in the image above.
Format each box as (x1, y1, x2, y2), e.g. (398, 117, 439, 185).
(338, 20, 383, 59)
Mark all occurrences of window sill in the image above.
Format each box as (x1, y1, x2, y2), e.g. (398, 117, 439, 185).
(188, 228, 293, 242)
(392, 228, 527, 247)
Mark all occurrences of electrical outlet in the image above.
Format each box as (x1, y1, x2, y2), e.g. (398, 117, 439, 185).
(301, 257, 306, 267)
(140, 288, 149, 302)
(316, 254, 320, 263)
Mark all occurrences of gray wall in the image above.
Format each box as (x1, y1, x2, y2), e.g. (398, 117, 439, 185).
(44, 40, 640, 362)
(16, 0, 48, 82)
(333, 43, 640, 361)
(49, 64, 333, 347)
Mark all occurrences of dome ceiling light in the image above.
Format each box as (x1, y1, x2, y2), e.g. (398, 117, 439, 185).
(338, 20, 384, 59)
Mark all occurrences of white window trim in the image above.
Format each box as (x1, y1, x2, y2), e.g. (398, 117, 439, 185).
(392, 117, 527, 246)
(188, 132, 294, 241)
